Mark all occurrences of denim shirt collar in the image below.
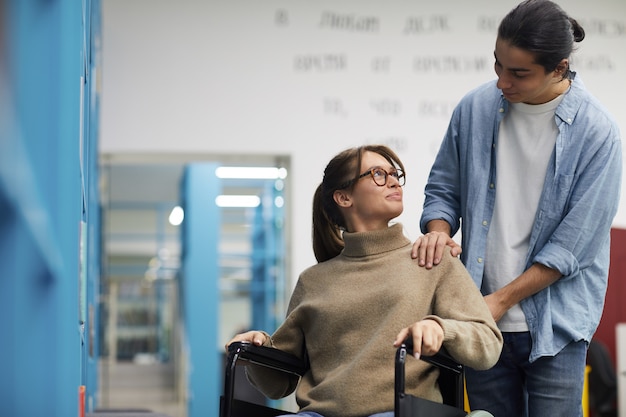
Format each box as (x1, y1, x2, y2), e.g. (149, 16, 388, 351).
(497, 71, 581, 127)
(554, 71, 580, 126)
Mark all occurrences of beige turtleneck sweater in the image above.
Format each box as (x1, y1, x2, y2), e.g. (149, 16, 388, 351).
(247, 223, 502, 417)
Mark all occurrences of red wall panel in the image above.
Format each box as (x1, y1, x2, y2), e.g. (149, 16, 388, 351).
(593, 227, 626, 365)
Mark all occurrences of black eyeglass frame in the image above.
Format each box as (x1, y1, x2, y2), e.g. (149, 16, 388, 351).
(339, 167, 405, 189)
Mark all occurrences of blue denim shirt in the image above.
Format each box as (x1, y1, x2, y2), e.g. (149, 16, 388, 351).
(420, 74, 622, 361)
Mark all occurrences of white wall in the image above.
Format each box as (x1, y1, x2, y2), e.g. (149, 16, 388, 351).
(101, 0, 626, 288)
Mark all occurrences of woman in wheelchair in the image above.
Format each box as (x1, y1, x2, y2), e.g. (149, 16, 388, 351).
(225, 145, 503, 417)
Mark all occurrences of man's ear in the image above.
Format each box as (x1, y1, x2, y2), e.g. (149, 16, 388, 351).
(333, 189, 352, 208)
(554, 59, 569, 76)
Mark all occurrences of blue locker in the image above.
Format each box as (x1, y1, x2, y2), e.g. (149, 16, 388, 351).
(181, 164, 221, 417)
(0, 0, 101, 415)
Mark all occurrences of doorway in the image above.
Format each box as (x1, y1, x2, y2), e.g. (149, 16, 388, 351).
(98, 153, 290, 417)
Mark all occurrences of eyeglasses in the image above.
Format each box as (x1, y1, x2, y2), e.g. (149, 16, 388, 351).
(339, 167, 405, 189)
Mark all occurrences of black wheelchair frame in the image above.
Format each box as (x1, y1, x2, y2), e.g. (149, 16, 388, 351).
(220, 341, 466, 417)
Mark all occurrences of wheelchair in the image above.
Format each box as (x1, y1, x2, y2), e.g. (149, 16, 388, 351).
(220, 341, 491, 417)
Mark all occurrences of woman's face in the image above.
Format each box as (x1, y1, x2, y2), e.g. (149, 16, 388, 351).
(339, 151, 404, 232)
(494, 38, 568, 105)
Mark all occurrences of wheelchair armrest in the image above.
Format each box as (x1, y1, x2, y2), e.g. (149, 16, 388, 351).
(227, 341, 308, 376)
(222, 342, 307, 417)
(400, 339, 463, 375)
(395, 339, 465, 413)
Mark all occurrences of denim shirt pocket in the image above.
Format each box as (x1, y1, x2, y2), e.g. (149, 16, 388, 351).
(542, 173, 575, 220)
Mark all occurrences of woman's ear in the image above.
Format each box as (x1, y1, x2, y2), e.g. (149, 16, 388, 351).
(333, 189, 352, 208)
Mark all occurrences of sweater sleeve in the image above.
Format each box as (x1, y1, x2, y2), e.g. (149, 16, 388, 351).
(426, 250, 503, 370)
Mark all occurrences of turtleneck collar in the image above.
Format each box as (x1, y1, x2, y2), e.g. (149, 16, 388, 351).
(341, 223, 410, 258)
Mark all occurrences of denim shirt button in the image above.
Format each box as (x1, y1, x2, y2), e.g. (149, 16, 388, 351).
(482, 220, 488, 226)
(499, 108, 505, 113)
(477, 257, 483, 263)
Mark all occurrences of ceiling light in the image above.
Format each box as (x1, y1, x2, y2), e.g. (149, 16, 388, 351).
(168, 206, 184, 226)
(215, 195, 261, 208)
(215, 166, 288, 179)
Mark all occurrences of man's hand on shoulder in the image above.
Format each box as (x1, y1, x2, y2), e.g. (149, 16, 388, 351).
(411, 231, 461, 269)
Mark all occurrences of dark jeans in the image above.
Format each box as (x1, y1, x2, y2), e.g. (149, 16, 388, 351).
(465, 332, 586, 417)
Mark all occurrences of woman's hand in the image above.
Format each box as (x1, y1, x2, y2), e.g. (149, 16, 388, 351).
(411, 231, 461, 269)
(393, 319, 444, 359)
(224, 330, 268, 352)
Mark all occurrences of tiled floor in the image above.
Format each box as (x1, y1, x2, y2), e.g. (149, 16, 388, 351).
(95, 357, 296, 417)
(97, 360, 186, 417)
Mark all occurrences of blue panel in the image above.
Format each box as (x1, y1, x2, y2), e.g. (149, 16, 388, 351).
(0, 0, 101, 415)
(181, 163, 221, 417)
(250, 181, 286, 409)
(251, 181, 285, 334)
(81, 0, 102, 410)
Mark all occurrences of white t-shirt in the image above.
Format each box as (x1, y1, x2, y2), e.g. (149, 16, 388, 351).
(484, 94, 564, 332)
